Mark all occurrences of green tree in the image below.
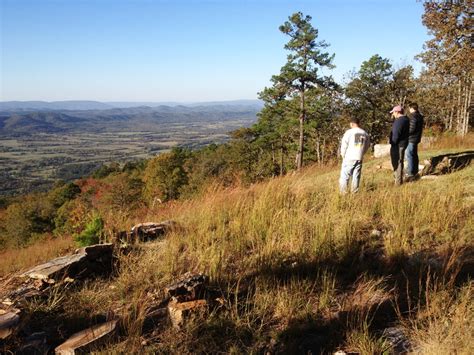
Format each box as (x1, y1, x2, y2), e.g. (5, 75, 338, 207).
(256, 85, 296, 175)
(273, 12, 335, 170)
(390, 65, 417, 106)
(345, 54, 393, 143)
(74, 213, 104, 247)
(48, 182, 81, 209)
(417, 0, 472, 135)
(1, 194, 54, 247)
(143, 147, 189, 203)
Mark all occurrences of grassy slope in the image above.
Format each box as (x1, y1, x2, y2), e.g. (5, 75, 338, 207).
(71, 147, 473, 353)
(2, 143, 473, 354)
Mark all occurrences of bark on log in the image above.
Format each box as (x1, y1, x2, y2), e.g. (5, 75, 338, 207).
(54, 320, 118, 355)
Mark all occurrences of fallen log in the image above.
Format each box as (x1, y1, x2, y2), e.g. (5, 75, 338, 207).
(421, 150, 474, 176)
(54, 319, 118, 354)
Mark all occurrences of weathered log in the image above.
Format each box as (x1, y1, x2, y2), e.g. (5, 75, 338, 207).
(164, 272, 209, 302)
(21, 243, 114, 283)
(54, 319, 118, 354)
(421, 150, 474, 176)
(0, 308, 20, 339)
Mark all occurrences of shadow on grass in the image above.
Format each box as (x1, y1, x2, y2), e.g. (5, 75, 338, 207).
(215, 237, 474, 354)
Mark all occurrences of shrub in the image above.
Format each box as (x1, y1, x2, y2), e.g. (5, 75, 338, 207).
(74, 214, 104, 247)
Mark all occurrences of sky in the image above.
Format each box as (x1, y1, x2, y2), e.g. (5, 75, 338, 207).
(0, 0, 430, 102)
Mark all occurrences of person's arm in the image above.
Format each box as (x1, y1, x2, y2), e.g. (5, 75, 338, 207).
(418, 114, 424, 141)
(340, 131, 349, 159)
(409, 115, 416, 135)
(392, 120, 401, 144)
(363, 134, 371, 155)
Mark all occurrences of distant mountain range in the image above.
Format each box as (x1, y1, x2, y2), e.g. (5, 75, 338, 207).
(0, 100, 263, 111)
(0, 103, 261, 134)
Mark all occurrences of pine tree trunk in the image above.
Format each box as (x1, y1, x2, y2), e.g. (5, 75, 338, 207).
(315, 136, 321, 165)
(280, 135, 284, 176)
(322, 137, 326, 165)
(296, 88, 305, 170)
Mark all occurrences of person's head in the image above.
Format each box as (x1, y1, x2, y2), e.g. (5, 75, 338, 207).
(390, 105, 404, 118)
(349, 117, 360, 128)
(408, 102, 418, 113)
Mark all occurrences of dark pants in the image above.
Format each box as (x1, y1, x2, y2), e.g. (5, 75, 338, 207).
(405, 142, 419, 176)
(391, 144, 407, 185)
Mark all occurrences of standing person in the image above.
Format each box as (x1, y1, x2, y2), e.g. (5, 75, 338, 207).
(405, 102, 424, 181)
(389, 105, 410, 185)
(339, 117, 370, 193)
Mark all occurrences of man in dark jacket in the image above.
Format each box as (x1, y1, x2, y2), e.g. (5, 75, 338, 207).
(405, 102, 424, 180)
(389, 105, 410, 185)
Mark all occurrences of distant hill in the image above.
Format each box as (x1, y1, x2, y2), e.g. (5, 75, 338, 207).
(0, 101, 114, 111)
(0, 104, 260, 134)
(0, 100, 263, 111)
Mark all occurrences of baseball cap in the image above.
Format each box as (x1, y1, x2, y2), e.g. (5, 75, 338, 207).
(390, 105, 403, 113)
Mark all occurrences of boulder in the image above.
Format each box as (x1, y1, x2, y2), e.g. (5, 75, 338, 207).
(21, 243, 114, 283)
(374, 144, 391, 158)
(167, 299, 207, 329)
(130, 220, 177, 242)
(55, 319, 118, 354)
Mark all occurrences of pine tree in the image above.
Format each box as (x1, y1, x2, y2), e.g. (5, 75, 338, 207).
(273, 12, 335, 170)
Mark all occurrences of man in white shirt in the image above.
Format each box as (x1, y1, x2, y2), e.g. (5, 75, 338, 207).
(339, 117, 370, 193)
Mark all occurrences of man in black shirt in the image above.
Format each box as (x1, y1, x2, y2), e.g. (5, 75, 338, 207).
(405, 102, 424, 180)
(389, 105, 410, 185)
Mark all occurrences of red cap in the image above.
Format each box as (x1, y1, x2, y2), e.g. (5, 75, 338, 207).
(390, 105, 403, 113)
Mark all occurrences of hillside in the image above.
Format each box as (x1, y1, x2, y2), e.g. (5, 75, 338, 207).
(0, 104, 260, 134)
(1, 145, 472, 354)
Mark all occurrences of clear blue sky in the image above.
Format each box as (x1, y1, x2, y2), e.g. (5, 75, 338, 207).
(0, 0, 429, 102)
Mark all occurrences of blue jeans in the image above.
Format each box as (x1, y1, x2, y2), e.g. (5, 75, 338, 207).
(339, 160, 362, 193)
(405, 142, 419, 176)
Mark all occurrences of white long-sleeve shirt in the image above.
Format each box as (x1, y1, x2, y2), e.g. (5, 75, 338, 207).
(340, 127, 370, 162)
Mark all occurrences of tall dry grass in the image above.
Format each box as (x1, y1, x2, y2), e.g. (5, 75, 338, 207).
(3, 138, 473, 353)
(0, 235, 74, 277)
(95, 150, 473, 352)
